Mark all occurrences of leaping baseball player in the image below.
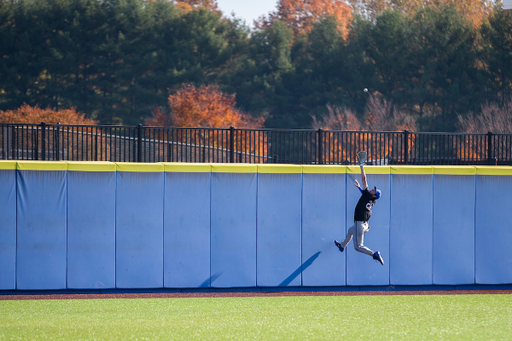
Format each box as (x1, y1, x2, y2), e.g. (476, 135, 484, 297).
(335, 153, 384, 265)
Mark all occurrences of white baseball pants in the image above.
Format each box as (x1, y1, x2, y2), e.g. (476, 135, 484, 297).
(340, 221, 374, 256)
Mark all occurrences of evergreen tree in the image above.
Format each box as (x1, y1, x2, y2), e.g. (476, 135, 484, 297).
(409, 5, 482, 131)
(481, 6, 512, 106)
(234, 20, 295, 127)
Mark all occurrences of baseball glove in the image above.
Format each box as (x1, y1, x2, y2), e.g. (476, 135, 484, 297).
(357, 151, 367, 166)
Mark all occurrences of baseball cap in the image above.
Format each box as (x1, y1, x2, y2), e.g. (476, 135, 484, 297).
(374, 186, 381, 200)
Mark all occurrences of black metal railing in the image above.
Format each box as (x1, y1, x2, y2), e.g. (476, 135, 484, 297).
(1, 122, 511, 165)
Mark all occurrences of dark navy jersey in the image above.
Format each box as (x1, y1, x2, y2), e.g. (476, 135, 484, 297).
(354, 188, 375, 222)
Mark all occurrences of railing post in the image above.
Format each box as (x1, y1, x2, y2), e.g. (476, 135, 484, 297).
(488, 131, 493, 165)
(137, 124, 143, 163)
(229, 126, 235, 163)
(41, 122, 46, 161)
(94, 126, 98, 161)
(55, 122, 60, 161)
(0, 124, 4, 160)
(11, 125, 16, 160)
(404, 130, 409, 165)
(317, 128, 323, 165)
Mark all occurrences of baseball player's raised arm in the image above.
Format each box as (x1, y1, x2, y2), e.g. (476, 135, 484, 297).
(360, 165, 368, 189)
(354, 179, 364, 193)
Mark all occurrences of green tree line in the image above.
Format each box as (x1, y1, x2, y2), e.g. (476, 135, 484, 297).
(1, 0, 511, 131)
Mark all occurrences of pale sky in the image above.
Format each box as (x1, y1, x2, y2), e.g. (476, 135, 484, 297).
(216, 0, 279, 27)
(216, 1, 511, 22)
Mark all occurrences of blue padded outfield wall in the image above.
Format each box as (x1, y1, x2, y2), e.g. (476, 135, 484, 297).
(0, 161, 511, 291)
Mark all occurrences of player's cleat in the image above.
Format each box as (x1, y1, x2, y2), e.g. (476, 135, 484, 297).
(373, 251, 384, 265)
(334, 240, 344, 252)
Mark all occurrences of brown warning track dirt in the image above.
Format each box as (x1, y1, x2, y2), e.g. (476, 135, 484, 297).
(1, 290, 511, 300)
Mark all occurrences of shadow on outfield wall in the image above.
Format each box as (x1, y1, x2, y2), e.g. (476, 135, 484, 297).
(201, 272, 223, 287)
(280, 252, 321, 287)
(197, 252, 322, 288)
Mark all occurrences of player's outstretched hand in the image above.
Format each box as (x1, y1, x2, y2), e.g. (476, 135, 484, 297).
(354, 179, 360, 188)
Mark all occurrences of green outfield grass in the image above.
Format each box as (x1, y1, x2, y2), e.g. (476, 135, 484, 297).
(1, 294, 511, 340)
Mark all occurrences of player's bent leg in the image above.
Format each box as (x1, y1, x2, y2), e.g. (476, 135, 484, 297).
(347, 224, 356, 235)
(354, 244, 374, 256)
(353, 221, 374, 256)
(340, 224, 355, 249)
(340, 233, 352, 249)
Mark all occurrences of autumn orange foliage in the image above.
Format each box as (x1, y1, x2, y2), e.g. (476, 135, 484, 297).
(146, 84, 264, 128)
(422, 0, 492, 27)
(0, 105, 105, 161)
(455, 99, 512, 163)
(312, 95, 416, 164)
(0, 104, 97, 124)
(146, 84, 267, 162)
(257, 0, 353, 37)
(174, 0, 220, 13)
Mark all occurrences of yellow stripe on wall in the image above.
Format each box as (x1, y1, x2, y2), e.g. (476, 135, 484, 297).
(302, 165, 347, 174)
(16, 161, 68, 171)
(115, 162, 164, 172)
(391, 166, 433, 175)
(211, 163, 258, 173)
(67, 161, 116, 172)
(3, 161, 512, 175)
(257, 164, 302, 174)
(0, 161, 17, 170)
(476, 166, 512, 176)
(347, 165, 391, 174)
(434, 166, 477, 175)
(164, 162, 212, 173)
